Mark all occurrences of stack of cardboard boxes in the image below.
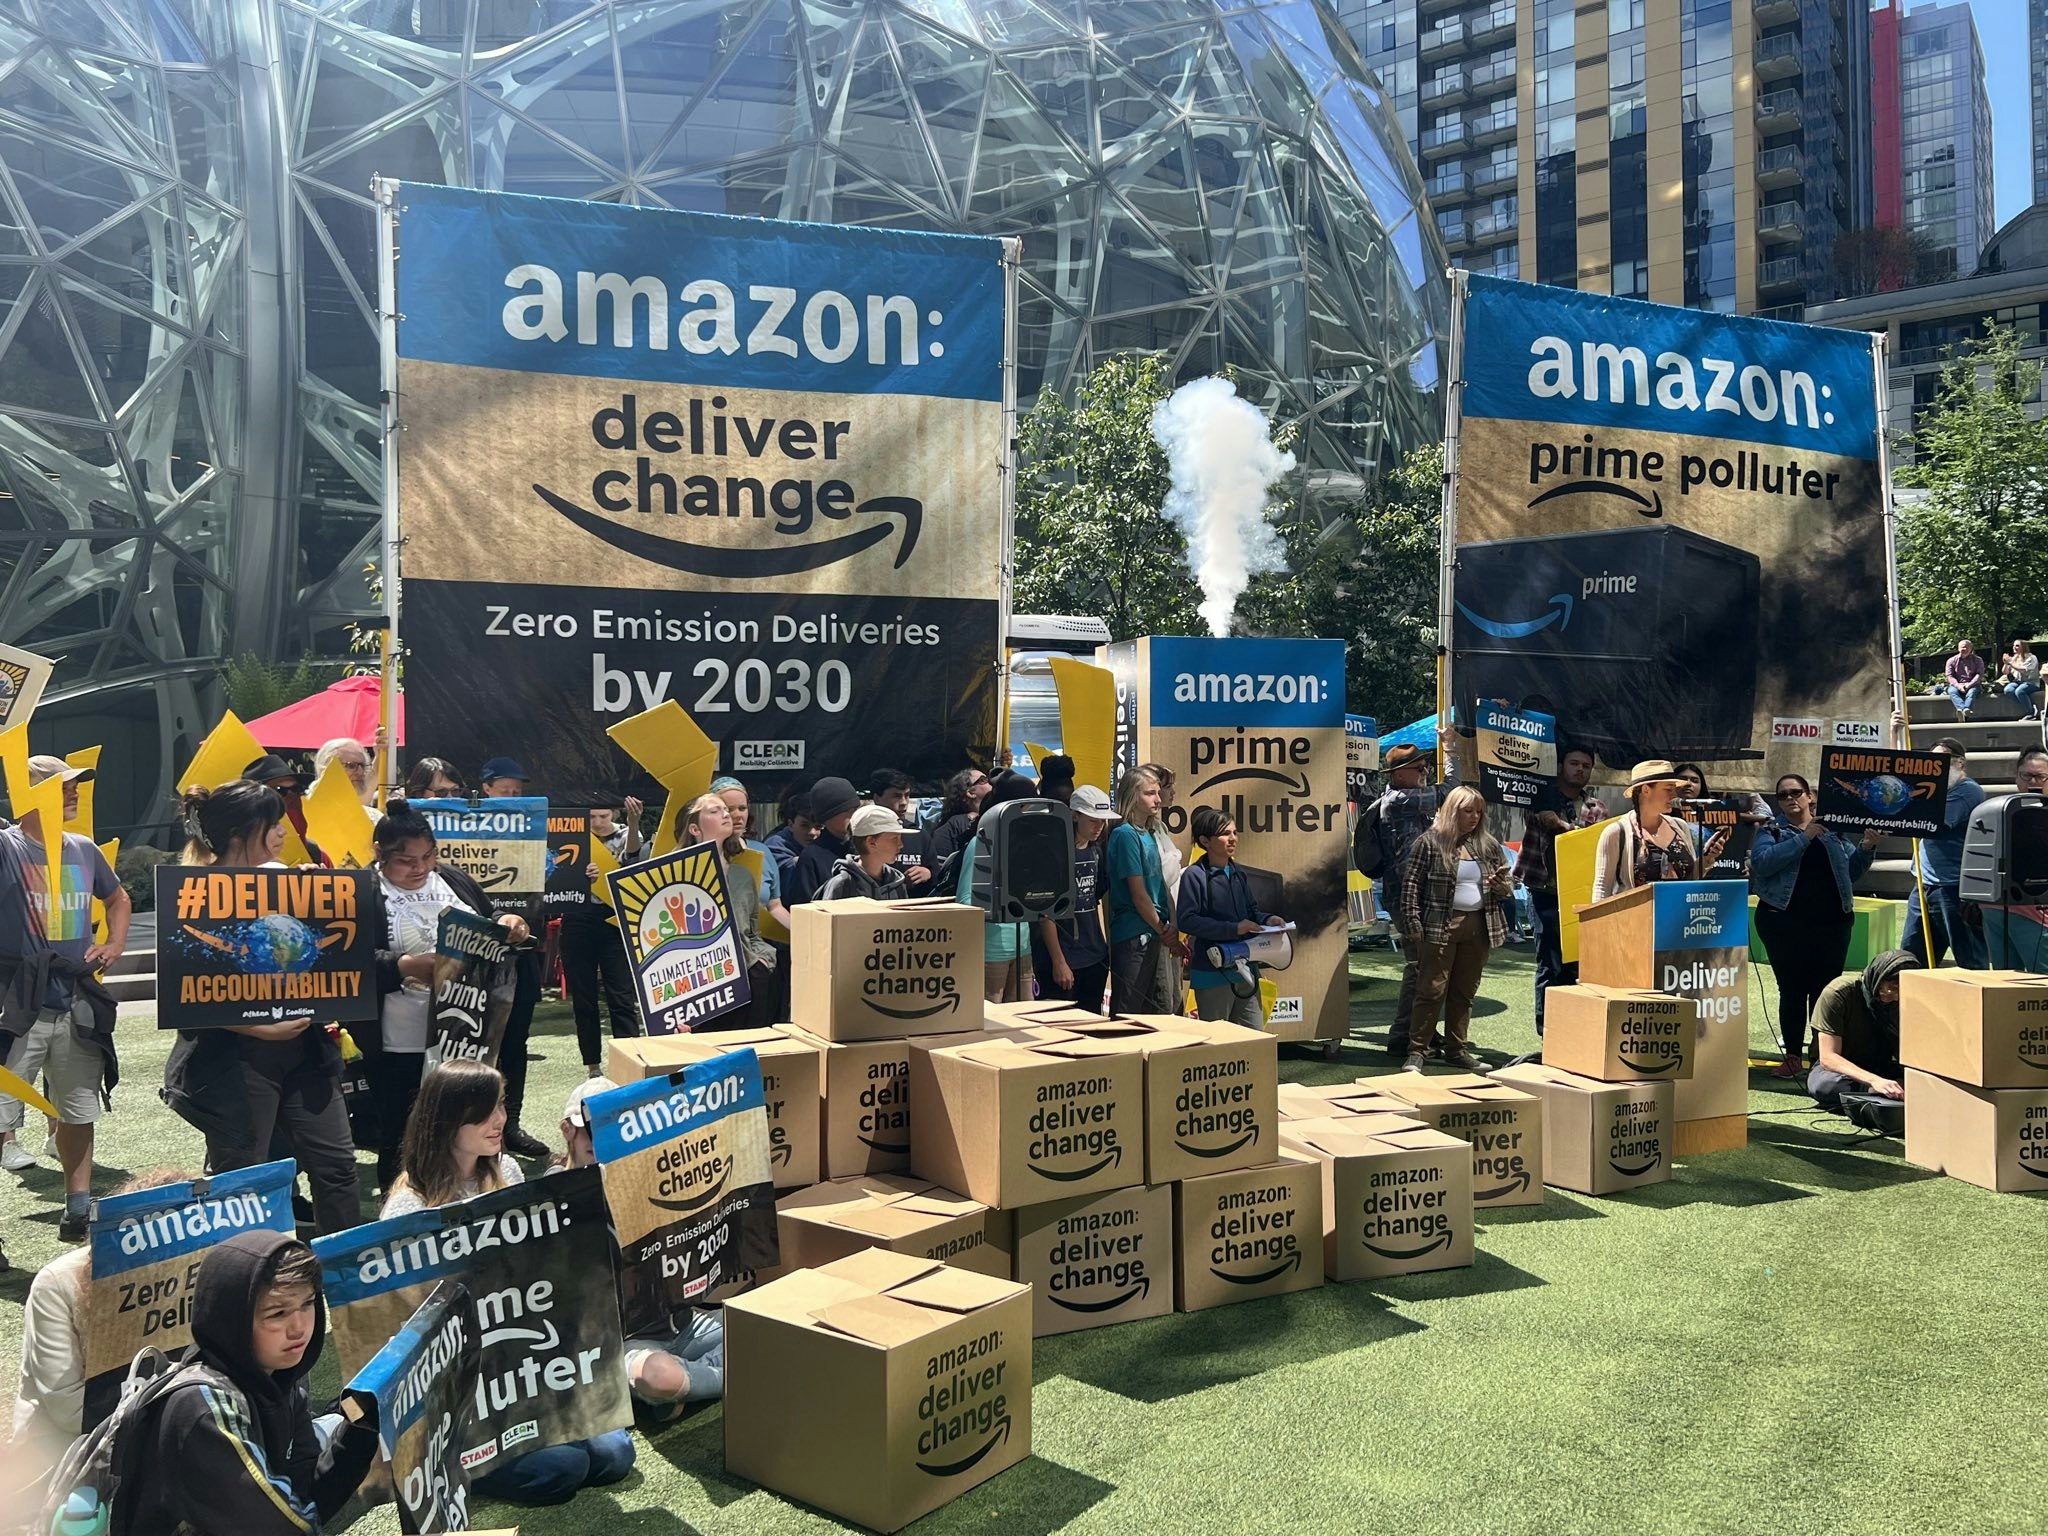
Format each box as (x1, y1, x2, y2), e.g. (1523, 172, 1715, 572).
(1899, 970, 2048, 1193)
(1492, 983, 1685, 1195)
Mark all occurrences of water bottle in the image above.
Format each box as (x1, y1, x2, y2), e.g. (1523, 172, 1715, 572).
(50, 1489, 108, 1536)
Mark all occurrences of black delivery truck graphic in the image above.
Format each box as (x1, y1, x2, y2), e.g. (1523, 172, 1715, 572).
(1452, 526, 1761, 764)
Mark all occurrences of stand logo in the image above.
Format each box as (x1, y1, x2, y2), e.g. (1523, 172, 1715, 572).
(533, 393, 923, 578)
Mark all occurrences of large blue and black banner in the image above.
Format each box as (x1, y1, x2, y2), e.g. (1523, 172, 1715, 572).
(392, 183, 1008, 797)
(1450, 275, 1888, 786)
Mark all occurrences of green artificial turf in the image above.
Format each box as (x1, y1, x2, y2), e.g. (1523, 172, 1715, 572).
(5, 945, 2044, 1535)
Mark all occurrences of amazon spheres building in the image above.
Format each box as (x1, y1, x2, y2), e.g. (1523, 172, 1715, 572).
(0, 0, 1446, 831)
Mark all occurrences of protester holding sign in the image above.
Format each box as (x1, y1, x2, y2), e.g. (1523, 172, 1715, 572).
(1902, 738, 1987, 969)
(363, 801, 530, 1187)
(107, 1232, 377, 1536)
(1398, 786, 1512, 1074)
(0, 755, 127, 1241)
(479, 758, 549, 1158)
(1590, 761, 1729, 900)
(554, 804, 641, 1076)
(315, 739, 377, 807)
(677, 794, 777, 1028)
(161, 782, 363, 1234)
(1751, 775, 1883, 1078)
(344, 1278, 479, 1533)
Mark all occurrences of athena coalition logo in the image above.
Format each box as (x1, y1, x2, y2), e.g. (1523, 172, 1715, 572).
(533, 392, 922, 578)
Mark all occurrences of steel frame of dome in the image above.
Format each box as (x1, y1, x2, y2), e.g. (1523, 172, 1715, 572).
(0, 0, 1446, 830)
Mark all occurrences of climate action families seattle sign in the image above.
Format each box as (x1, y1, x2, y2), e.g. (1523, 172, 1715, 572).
(387, 182, 1007, 797)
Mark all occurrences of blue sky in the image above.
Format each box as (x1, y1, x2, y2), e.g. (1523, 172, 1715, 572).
(1971, 0, 2033, 226)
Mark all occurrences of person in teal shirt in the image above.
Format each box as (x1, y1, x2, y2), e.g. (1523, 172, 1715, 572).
(1107, 766, 1176, 1013)
(958, 774, 1040, 1001)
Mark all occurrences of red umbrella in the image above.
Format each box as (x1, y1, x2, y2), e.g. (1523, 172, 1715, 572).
(245, 674, 405, 750)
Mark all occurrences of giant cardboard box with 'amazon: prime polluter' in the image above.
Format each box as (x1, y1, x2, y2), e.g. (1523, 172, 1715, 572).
(724, 1249, 1031, 1533)
(791, 897, 981, 1042)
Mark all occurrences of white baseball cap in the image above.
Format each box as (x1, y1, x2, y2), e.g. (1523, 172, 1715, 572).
(1068, 785, 1119, 821)
(563, 1076, 618, 1129)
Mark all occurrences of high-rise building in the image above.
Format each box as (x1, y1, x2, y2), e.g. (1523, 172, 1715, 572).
(1338, 0, 1875, 314)
(2033, 0, 2048, 207)
(1871, 0, 1995, 277)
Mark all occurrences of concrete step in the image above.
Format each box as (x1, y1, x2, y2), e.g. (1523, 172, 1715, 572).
(1862, 857, 1915, 900)
(105, 971, 156, 1003)
(1907, 692, 2038, 726)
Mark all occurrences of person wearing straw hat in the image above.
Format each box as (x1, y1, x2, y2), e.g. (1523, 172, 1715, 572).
(1590, 760, 1729, 901)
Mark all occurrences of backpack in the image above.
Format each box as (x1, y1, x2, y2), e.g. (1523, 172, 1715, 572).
(35, 1347, 220, 1535)
(1352, 796, 1387, 881)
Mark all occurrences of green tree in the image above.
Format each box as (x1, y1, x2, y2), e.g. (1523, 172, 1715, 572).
(1897, 324, 2048, 655)
(220, 652, 326, 719)
(1013, 353, 1205, 638)
(1235, 445, 1443, 726)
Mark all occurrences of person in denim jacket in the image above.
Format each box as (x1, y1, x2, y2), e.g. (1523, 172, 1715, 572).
(1750, 773, 1881, 1077)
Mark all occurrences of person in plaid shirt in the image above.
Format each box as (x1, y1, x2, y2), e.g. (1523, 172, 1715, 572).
(1516, 744, 1606, 1036)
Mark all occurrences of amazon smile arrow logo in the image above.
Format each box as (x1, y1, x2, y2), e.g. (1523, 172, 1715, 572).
(1456, 592, 1574, 640)
(916, 1416, 1011, 1478)
(1528, 480, 1664, 518)
(1048, 1276, 1151, 1312)
(1188, 766, 1312, 796)
(1616, 1052, 1681, 1074)
(1211, 1249, 1302, 1286)
(534, 482, 922, 577)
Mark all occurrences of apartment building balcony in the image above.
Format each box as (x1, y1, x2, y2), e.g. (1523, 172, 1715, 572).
(1469, 207, 1518, 245)
(1420, 19, 1465, 58)
(1467, 7, 1516, 47)
(1756, 144, 1802, 188)
(1469, 57, 1517, 98)
(1755, 0, 1799, 28)
(1422, 70, 1470, 107)
(1420, 121, 1474, 158)
(1755, 88, 1802, 134)
(1428, 168, 1474, 203)
(1756, 200, 1804, 242)
(1757, 254, 1804, 293)
(1472, 159, 1518, 194)
(1755, 32, 1802, 80)
(1437, 215, 1472, 252)
(1470, 107, 1516, 146)
(1418, 0, 1464, 18)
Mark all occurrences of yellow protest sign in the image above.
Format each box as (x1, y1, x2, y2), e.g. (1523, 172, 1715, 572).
(606, 700, 718, 860)
(734, 845, 785, 943)
(1050, 657, 1116, 796)
(0, 1065, 55, 1118)
(0, 718, 28, 806)
(179, 712, 313, 864)
(303, 759, 375, 868)
(93, 838, 119, 945)
(12, 773, 63, 921)
(588, 826, 620, 922)
(1556, 815, 1620, 965)
(64, 745, 100, 840)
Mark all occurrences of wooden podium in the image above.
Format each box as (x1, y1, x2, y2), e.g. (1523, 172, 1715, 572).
(1576, 880, 1751, 1157)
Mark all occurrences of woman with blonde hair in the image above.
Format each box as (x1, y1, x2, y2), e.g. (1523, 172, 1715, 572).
(1107, 766, 1178, 1012)
(1397, 785, 1512, 1073)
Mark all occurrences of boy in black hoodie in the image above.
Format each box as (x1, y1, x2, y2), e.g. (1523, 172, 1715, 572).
(114, 1230, 376, 1535)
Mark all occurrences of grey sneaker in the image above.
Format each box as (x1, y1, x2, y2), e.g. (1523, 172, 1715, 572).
(1401, 1051, 1427, 1074)
(1443, 1050, 1489, 1075)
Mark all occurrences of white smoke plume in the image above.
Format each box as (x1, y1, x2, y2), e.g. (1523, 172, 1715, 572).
(1148, 376, 1297, 637)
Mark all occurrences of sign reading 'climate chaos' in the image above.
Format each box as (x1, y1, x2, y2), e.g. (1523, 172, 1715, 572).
(154, 868, 376, 1028)
(389, 182, 1008, 799)
(1448, 276, 1888, 789)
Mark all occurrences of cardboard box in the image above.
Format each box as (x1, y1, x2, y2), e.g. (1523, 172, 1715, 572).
(1061, 1015, 1280, 1183)
(909, 1027, 1147, 1208)
(608, 1031, 820, 1189)
(1279, 1114, 1474, 1280)
(1276, 1082, 1422, 1122)
(785, 1024, 984, 1180)
(1010, 1182, 1173, 1335)
(1541, 984, 1696, 1081)
(1376, 1073, 1544, 1208)
(1493, 1064, 1672, 1194)
(725, 1250, 1031, 1533)
(1172, 1155, 1326, 1311)
(790, 897, 982, 1043)
(1899, 969, 2048, 1088)
(1903, 1068, 2048, 1192)
(774, 1174, 1013, 1277)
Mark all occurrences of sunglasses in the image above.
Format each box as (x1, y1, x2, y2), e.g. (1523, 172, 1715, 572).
(1776, 788, 1807, 799)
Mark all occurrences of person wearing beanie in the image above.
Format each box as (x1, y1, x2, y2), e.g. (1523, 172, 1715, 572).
(1808, 948, 1920, 1109)
(788, 775, 861, 905)
(111, 1231, 376, 1534)
(1035, 755, 1076, 806)
(817, 805, 915, 901)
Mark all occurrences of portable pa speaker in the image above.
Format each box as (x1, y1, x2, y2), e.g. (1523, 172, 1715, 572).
(971, 798, 1075, 922)
(1453, 525, 1761, 763)
(1959, 792, 2048, 904)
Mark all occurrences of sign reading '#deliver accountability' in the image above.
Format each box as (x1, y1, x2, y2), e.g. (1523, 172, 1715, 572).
(155, 869, 375, 1027)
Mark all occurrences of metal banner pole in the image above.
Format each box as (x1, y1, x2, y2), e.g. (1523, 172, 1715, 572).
(1436, 267, 1469, 777)
(373, 175, 402, 810)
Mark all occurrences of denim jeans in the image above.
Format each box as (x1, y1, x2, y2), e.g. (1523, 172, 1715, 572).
(1528, 886, 1577, 1036)
(473, 1429, 636, 1505)
(627, 1308, 726, 1403)
(1940, 682, 1980, 713)
(1903, 881, 1987, 969)
(2003, 680, 2042, 713)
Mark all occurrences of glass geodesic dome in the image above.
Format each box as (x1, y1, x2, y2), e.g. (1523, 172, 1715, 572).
(0, 0, 1445, 828)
